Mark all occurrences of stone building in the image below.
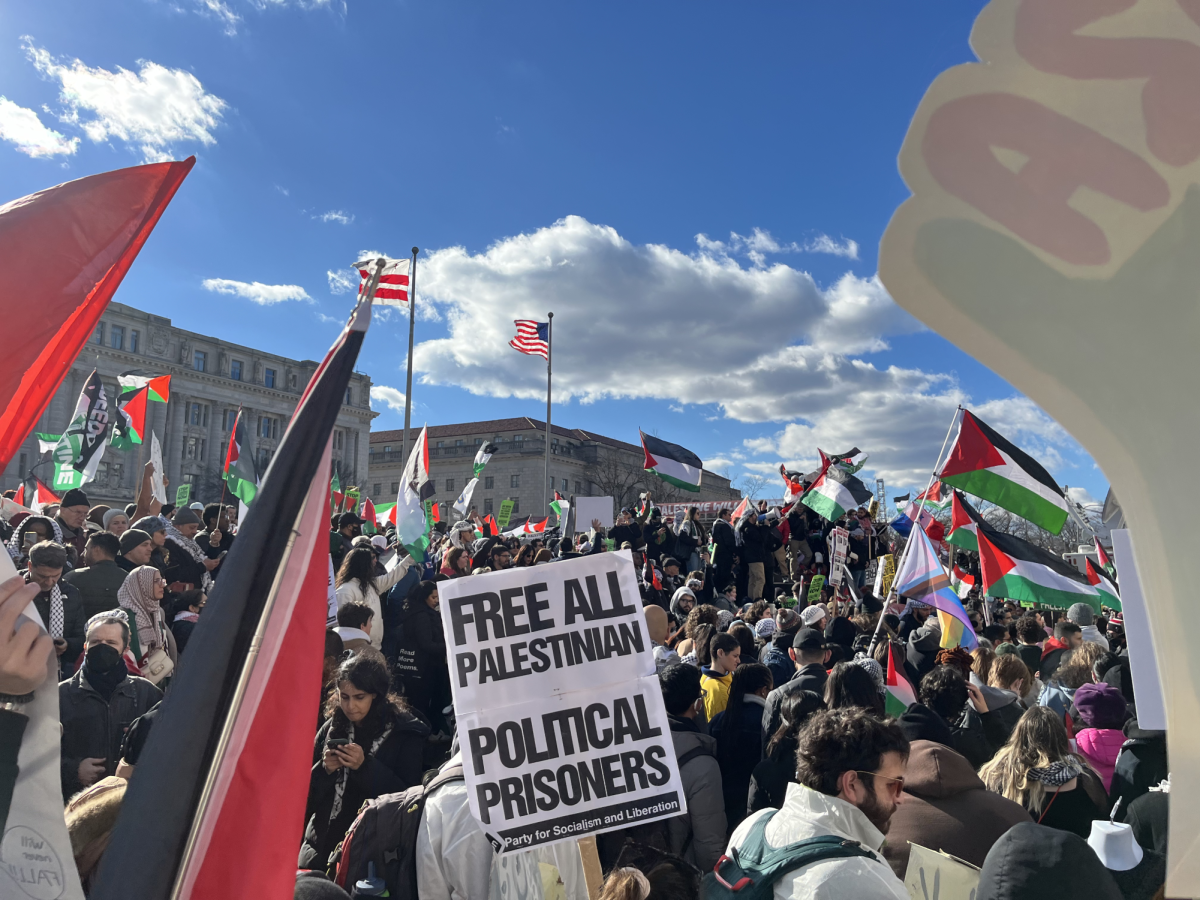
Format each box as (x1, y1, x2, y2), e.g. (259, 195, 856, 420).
(1, 301, 375, 507)
(366, 418, 740, 522)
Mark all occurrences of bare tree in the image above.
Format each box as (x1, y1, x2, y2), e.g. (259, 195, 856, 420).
(585, 450, 691, 515)
(737, 474, 770, 502)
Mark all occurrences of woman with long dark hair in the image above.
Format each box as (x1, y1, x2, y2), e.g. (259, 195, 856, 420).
(748, 689, 826, 813)
(394, 580, 450, 731)
(709, 663, 773, 830)
(824, 660, 886, 718)
(299, 654, 430, 868)
(335, 545, 415, 651)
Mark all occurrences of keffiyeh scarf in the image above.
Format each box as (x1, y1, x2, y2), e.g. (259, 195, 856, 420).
(27, 578, 65, 639)
(6, 517, 64, 562)
(851, 655, 886, 695)
(118, 565, 165, 653)
(164, 521, 213, 592)
(1028, 759, 1084, 786)
(328, 718, 393, 822)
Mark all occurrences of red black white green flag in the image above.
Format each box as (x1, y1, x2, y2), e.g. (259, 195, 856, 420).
(110, 386, 149, 451)
(222, 408, 258, 506)
(946, 490, 986, 552)
(1085, 558, 1121, 612)
(1094, 537, 1116, 579)
(802, 463, 874, 522)
(976, 525, 1100, 611)
(641, 430, 703, 493)
(939, 409, 1070, 534)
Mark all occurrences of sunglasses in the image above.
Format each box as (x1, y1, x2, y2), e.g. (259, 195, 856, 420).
(856, 771, 905, 799)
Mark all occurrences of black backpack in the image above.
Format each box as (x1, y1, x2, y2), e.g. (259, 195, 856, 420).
(698, 810, 874, 900)
(596, 745, 714, 871)
(331, 764, 464, 899)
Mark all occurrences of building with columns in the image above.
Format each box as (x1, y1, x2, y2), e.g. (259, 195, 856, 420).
(366, 418, 740, 523)
(1, 301, 376, 507)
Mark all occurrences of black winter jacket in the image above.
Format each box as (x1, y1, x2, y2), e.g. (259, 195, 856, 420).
(27, 576, 85, 680)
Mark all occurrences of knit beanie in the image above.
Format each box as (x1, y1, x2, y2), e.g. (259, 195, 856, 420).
(172, 507, 201, 527)
(119, 529, 152, 554)
(132, 516, 167, 536)
(61, 488, 90, 510)
(1073, 682, 1128, 730)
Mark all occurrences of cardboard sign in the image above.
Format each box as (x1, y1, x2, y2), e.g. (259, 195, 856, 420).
(873, 553, 896, 598)
(438, 551, 685, 853)
(497, 499, 515, 531)
(149, 432, 167, 503)
(574, 496, 615, 530)
(175, 484, 191, 507)
(904, 843, 980, 900)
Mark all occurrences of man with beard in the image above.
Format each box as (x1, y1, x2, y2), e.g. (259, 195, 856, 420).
(723, 708, 910, 899)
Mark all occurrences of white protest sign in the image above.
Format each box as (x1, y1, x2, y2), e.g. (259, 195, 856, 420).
(149, 432, 167, 503)
(828, 527, 849, 587)
(903, 843, 980, 900)
(438, 550, 685, 853)
(1110, 529, 1166, 731)
(573, 496, 614, 530)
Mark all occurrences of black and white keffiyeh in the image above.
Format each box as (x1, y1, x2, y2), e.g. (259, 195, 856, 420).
(328, 719, 393, 823)
(164, 521, 213, 591)
(42, 581, 64, 639)
(7, 517, 64, 562)
(1028, 759, 1084, 787)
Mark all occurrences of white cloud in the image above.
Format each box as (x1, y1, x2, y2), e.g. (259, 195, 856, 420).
(23, 37, 227, 162)
(370, 385, 407, 412)
(0, 96, 77, 157)
(406, 215, 1088, 490)
(317, 210, 354, 225)
(669, 404, 684, 413)
(1067, 486, 1101, 508)
(703, 457, 734, 472)
(327, 269, 356, 294)
(275, 184, 289, 196)
(196, 0, 242, 34)
(694, 227, 860, 267)
(201, 278, 312, 305)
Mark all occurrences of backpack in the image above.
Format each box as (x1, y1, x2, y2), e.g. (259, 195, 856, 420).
(698, 810, 874, 900)
(596, 745, 714, 870)
(331, 764, 464, 899)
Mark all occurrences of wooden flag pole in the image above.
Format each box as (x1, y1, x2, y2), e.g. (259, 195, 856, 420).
(544, 312, 554, 516)
(401, 247, 419, 466)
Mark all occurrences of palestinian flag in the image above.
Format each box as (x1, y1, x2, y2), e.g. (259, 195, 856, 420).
(1095, 537, 1116, 579)
(504, 516, 548, 538)
(951, 563, 976, 599)
(885, 644, 917, 717)
(550, 491, 569, 521)
(802, 465, 874, 522)
(893, 493, 911, 508)
(360, 497, 377, 535)
(644, 557, 662, 591)
(731, 497, 752, 520)
(1086, 559, 1121, 612)
(26, 478, 60, 514)
(824, 447, 868, 474)
(640, 430, 703, 493)
(223, 408, 259, 507)
(119, 373, 171, 403)
(781, 464, 804, 504)
(473, 442, 497, 477)
(111, 386, 149, 451)
(394, 425, 436, 562)
(330, 468, 344, 513)
(375, 502, 395, 528)
(946, 490, 985, 552)
(914, 479, 952, 512)
(483, 513, 499, 536)
(977, 526, 1100, 611)
(940, 410, 1070, 534)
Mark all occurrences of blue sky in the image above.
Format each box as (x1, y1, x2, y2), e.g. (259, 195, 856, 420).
(0, 0, 1108, 507)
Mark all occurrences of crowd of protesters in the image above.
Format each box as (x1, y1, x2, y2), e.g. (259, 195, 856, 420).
(0, 474, 1169, 899)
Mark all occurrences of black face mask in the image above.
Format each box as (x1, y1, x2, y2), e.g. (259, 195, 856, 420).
(84, 643, 127, 700)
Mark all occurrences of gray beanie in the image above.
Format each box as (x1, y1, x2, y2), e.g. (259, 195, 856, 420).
(102, 508, 127, 529)
(132, 516, 167, 536)
(1067, 602, 1095, 626)
(172, 507, 201, 527)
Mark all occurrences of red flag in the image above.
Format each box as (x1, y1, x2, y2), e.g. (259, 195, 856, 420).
(0, 159, 194, 472)
(12, 484, 23, 507)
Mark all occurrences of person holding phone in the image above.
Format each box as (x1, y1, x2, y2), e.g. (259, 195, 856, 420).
(5, 515, 60, 570)
(20, 541, 84, 680)
(299, 654, 430, 869)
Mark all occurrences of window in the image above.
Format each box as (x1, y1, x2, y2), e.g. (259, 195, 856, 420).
(96, 461, 108, 483)
(575, 481, 582, 495)
(446, 478, 455, 492)
(219, 441, 226, 462)
(130, 330, 139, 353)
(182, 473, 196, 485)
(390, 482, 399, 494)
(110, 325, 125, 350)
(190, 402, 207, 426)
(510, 474, 520, 489)
(92, 323, 104, 344)
(561, 478, 568, 492)
(345, 387, 353, 405)
(475, 438, 482, 445)
(258, 448, 271, 470)
(259, 416, 277, 439)
(333, 430, 344, 450)
(383, 445, 391, 453)
(455, 439, 463, 447)
(514, 434, 524, 442)
(484, 498, 493, 514)
(264, 368, 276, 388)
(194, 350, 206, 372)
(437, 441, 444, 448)
(231, 359, 242, 381)
(184, 436, 200, 460)
(289, 372, 298, 389)
(373, 483, 381, 496)
(484, 476, 494, 489)
(18, 453, 26, 476)
(223, 409, 237, 431)
(511, 499, 519, 515)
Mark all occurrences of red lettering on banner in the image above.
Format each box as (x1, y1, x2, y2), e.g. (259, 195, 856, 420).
(1015, 0, 1200, 166)
(923, 93, 1169, 265)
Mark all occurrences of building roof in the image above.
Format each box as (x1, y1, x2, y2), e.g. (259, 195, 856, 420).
(370, 417, 644, 454)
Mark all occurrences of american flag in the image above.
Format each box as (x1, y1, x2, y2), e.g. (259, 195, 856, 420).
(510, 319, 549, 359)
(353, 256, 410, 303)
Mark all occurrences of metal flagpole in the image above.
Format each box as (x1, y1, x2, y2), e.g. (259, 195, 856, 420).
(544, 312, 553, 514)
(402, 247, 419, 465)
(867, 405, 962, 657)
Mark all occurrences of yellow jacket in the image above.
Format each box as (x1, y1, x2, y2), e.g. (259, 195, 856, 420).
(700, 668, 733, 720)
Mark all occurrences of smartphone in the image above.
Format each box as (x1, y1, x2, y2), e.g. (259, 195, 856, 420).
(23, 533, 36, 549)
(327, 738, 350, 748)
(217, 550, 228, 560)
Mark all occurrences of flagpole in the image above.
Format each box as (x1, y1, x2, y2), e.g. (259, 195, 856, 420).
(868, 405, 962, 657)
(544, 312, 553, 515)
(401, 247, 419, 466)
